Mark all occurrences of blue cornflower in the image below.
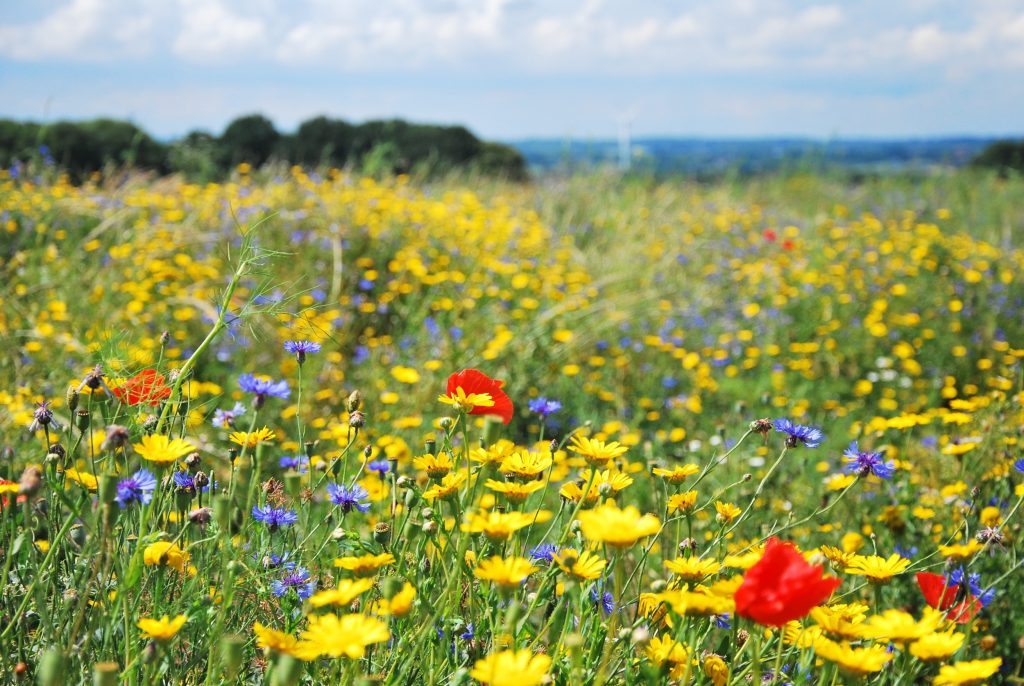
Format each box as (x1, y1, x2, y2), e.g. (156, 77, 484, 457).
(212, 402, 246, 428)
(172, 471, 196, 492)
(283, 340, 322, 364)
(251, 505, 299, 531)
(713, 613, 731, 630)
(773, 418, 824, 448)
(948, 568, 995, 607)
(368, 459, 390, 477)
(279, 455, 309, 472)
(458, 624, 475, 641)
(528, 397, 563, 417)
(254, 552, 296, 571)
(326, 483, 371, 513)
(238, 373, 290, 406)
(1014, 458, 1024, 474)
(842, 441, 896, 479)
(271, 567, 317, 600)
(115, 469, 157, 508)
(529, 544, 559, 562)
(591, 587, 615, 616)
(894, 544, 918, 559)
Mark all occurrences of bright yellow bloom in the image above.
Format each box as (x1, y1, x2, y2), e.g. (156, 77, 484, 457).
(568, 435, 629, 466)
(722, 547, 763, 570)
(137, 615, 186, 641)
(295, 613, 390, 660)
(308, 578, 375, 608)
(500, 450, 552, 478)
(559, 480, 600, 504)
(819, 545, 857, 567)
(373, 582, 416, 617)
(810, 605, 868, 640)
(714, 501, 742, 523)
(134, 434, 196, 463)
(423, 473, 467, 501)
(333, 552, 395, 577)
(228, 427, 276, 449)
(667, 490, 698, 513)
(813, 637, 893, 676)
(438, 386, 494, 413)
(253, 622, 300, 654)
(462, 510, 539, 540)
(863, 608, 945, 643)
(655, 588, 734, 616)
(63, 468, 98, 491)
(844, 554, 910, 583)
(470, 439, 517, 465)
(578, 501, 661, 548)
(644, 635, 690, 679)
(413, 453, 454, 479)
(664, 556, 721, 581)
(703, 654, 729, 686)
(909, 632, 965, 661)
(938, 540, 984, 561)
(485, 478, 544, 503)
(551, 549, 606, 580)
(474, 556, 537, 588)
(652, 463, 699, 484)
(933, 658, 1002, 686)
(470, 649, 551, 686)
(578, 469, 634, 493)
(143, 541, 190, 573)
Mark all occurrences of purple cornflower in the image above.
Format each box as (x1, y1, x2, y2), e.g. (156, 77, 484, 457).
(529, 544, 559, 562)
(238, 373, 290, 407)
(949, 568, 995, 607)
(773, 418, 824, 448)
(591, 587, 615, 615)
(115, 469, 157, 508)
(714, 613, 731, 630)
(1014, 458, 1024, 474)
(284, 340, 322, 364)
(271, 566, 317, 600)
(212, 402, 246, 428)
(279, 455, 309, 472)
(367, 459, 390, 477)
(172, 471, 196, 493)
(842, 441, 896, 479)
(326, 483, 371, 513)
(528, 397, 562, 417)
(251, 505, 299, 531)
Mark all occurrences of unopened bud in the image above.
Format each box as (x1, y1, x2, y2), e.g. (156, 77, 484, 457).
(75, 409, 91, 432)
(66, 387, 80, 414)
(184, 452, 201, 468)
(742, 473, 752, 482)
(346, 390, 362, 412)
(349, 410, 365, 428)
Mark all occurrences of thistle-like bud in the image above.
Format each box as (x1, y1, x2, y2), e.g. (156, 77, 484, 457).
(193, 471, 209, 490)
(422, 520, 438, 536)
(736, 629, 749, 647)
(346, 390, 362, 412)
(363, 445, 373, 459)
(184, 452, 201, 468)
(159, 330, 170, 346)
(189, 507, 213, 528)
(349, 410, 365, 428)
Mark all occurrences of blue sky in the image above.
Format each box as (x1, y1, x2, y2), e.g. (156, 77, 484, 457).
(1, 0, 1022, 141)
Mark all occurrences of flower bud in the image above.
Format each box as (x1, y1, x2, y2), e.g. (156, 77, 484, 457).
(66, 386, 80, 414)
(304, 441, 316, 458)
(184, 452, 201, 468)
(373, 522, 392, 545)
(349, 411, 365, 428)
(346, 390, 362, 412)
(75, 409, 91, 432)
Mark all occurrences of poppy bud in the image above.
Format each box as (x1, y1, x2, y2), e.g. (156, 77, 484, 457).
(374, 522, 392, 544)
(425, 439, 436, 455)
(75, 409, 90, 432)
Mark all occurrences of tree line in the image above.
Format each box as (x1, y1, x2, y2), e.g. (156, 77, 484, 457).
(0, 114, 528, 181)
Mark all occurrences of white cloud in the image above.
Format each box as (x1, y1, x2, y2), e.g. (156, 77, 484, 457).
(172, 0, 268, 62)
(0, 0, 157, 60)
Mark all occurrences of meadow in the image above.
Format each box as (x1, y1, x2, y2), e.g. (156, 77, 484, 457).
(0, 163, 1022, 685)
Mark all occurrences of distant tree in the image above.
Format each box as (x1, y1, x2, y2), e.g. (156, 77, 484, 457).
(289, 116, 355, 167)
(218, 114, 280, 167)
(971, 140, 1024, 176)
(475, 142, 528, 181)
(168, 129, 222, 181)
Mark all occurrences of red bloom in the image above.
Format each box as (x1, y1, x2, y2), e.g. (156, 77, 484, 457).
(733, 538, 841, 626)
(444, 369, 514, 424)
(112, 369, 172, 407)
(916, 572, 980, 624)
(762, 229, 777, 242)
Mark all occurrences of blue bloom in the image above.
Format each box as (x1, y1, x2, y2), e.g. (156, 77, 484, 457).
(842, 441, 896, 479)
(115, 469, 157, 508)
(528, 397, 563, 417)
(591, 587, 614, 615)
(368, 459, 390, 476)
(529, 544, 559, 562)
(251, 505, 299, 531)
(1014, 458, 1024, 474)
(271, 567, 317, 600)
(713, 613, 731, 630)
(948, 568, 995, 607)
(894, 544, 918, 559)
(254, 552, 296, 571)
(284, 340, 322, 364)
(326, 483, 371, 513)
(773, 418, 824, 448)
(458, 624, 475, 641)
(238, 373, 290, 402)
(212, 402, 246, 428)
(172, 471, 196, 492)
(279, 455, 309, 472)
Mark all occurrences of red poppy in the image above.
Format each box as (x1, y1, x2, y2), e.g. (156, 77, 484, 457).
(916, 572, 980, 624)
(111, 369, 172, 407)
(733, 538, 841, 626)
(444, 369, 514, 424)
(762, 229, 777, 242)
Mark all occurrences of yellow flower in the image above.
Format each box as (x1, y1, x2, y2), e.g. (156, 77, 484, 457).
(474, 556, 537, 588)
(253, 622, 300, 655)
(134, 434, 196, 464)
(559, 481, 600, 504)
(578, 501, 661, 548)
(844, 554, 910, 583)
(667, 491, 699, 514)
(228, 427, 276, 449)
(652, 463, 699, 484)
(500, 450, 552, 478)
(810, 603, 870, 640)
(334, 552, 395, 577)
(722, 547, 763, 570)
(470, 649, 552, 686)
(568, 435, 628, 466)
(462, 511, 540, 540)
(819, 545, 856, 567)
(63, 468, 98, 491)
(644, 635, 690, 679)
(551, 549, 606, 581)
(470, 439, 517, 465)
(938, 540, 984, 561)
(655, 588, 734, 617)
(664, 556, 721, 581)
(423, 473, 467, 501)
(143, 541, 190, 573)
(485, 478, 544, 503)
(813, 637, 893, 676)
(933, 658, 1002, 686)
(414, 453, 454, 479)
(579, 469, 634, 494)
(703, 654, 729, 686)
(373, 582, 417, 617)
(295, 613, 390, 660)
(438, 386, 494, 413)
(909, 632, 965, 661)
(137, 614, 186, 641)
(863, 608, 945, 643)
(308, 578, 375, 609)
(714, 501, 742, 523)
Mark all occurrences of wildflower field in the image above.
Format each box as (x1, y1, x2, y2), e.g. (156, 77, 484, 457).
(1, 166, 1023, 685)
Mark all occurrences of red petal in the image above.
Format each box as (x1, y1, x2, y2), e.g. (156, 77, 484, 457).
(916, 572, 957, 610)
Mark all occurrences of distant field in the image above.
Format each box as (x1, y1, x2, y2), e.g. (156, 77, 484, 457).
(0, 166, 1021, 684)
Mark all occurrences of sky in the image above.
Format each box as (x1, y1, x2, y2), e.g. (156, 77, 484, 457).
(1, 0, 1023, 141)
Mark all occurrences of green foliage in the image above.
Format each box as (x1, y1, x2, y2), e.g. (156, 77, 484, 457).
(971, 139, 1024, 175)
